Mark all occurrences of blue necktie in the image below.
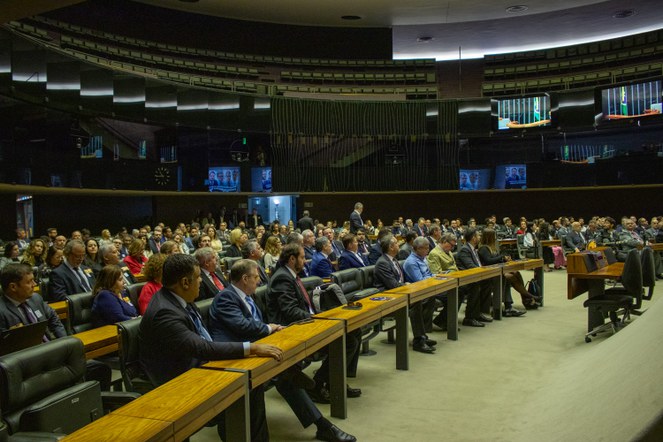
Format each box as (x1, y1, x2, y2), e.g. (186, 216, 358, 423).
(186, 305, 212, 342)
(246, 295, 262, 321)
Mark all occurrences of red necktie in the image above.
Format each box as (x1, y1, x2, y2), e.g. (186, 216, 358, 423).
(210, 273, 224, 290)
(295, 276, 313, 311)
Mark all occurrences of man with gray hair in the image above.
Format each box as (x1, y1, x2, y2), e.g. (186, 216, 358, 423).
(241, 240, 269, 286)
(402, 236, 438, 354)
(194, 247, 228, 300)
(99, 242, 135, 286)
(349, 202, 364, 233)
(310, 237, 334, 278)
(47, 239, 95, 302)
(302, 229, 316, 260)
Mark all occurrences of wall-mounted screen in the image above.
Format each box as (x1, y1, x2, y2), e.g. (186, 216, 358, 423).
(458, 98, 492, 136)
(494, 95, 551, 130)
(494, 164, 527, 189)
(207, 167, 240, 192)
(459, 169, 491, 190)
(552, 89, 597, 130)
(251, 167, 272, 192)
(600, 79, 662, 121)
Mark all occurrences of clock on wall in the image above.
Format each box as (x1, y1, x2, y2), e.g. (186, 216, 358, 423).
(154, 167, 171, 186)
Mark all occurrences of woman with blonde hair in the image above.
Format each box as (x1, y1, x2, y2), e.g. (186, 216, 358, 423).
(225, 228, 247, 257)
(123, 238, 148, 274)
(21, 238, 47, 267)
(263, 235, 282, 270)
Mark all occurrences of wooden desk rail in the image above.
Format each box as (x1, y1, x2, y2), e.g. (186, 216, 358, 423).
(50, 300, 68, 320)
(63, 413, 174, 442)
(73, 325, 119, 360)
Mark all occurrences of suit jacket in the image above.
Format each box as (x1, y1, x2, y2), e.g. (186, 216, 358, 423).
(329, 241, 343, 262)
(247, 214, 264, 229)
(338, 250, 367, 270)
(310, 252, 334, 278)
(297, 216, 315, 232)
(0, 293, 67, 339)
(349, 211, 363, 233)
(456, 244, 481, 270)
(138, 288, 244, 386)
(367, 243, 383, 265)
(208, 285, 270, 343)
(148, 237, 162, 254)
(48, 263, 96, 302)
(565, 231, 586, 251)
(427, 246, 458, 273)
(618, 230, 643, 252)
(199, 269, 229, 301)
(373, 254, 405, 291)
(267, 265, 311, 325)
(304, 245, 315, 261)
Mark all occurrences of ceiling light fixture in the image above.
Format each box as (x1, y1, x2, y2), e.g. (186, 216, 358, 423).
(505, 5, 529, 13)
(613, 9, 636, 19)
(341, 15, 362, 21)
(417, 36, 434, 43)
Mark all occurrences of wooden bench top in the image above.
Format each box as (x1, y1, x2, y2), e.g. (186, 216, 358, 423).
(62, 413, 173, 442)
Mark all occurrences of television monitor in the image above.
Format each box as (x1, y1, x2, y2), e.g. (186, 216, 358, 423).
(251, 167, 272, 193)
(599, 79, 662, 121)
(552, 89, 597, 130)
(459, 169, 491, 190)
(494, 164, 527, 189)
(207, 167, 240, 192)
(457, 98, 492, 136)
(494, 95, 551, 130)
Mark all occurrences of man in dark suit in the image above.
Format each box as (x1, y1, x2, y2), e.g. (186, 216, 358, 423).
(413, 217, 428, 237)
(349, 202, 364, 234)
(148, 226, 164, 254)
(310, 237, 334, 278)
(193, 247, 229, 300)
(139, 254, 282, 442)
(241, 240, 269, 286)
(297, 210, 315, 233)
(323, 227, 343, 263)
(338, 234, 367, 270)
(367, 228, 391, 265)
(373, 234, 405, 292)
(456, 229, 493, 327)
(247, 208, 264, 229)
(209, 259, 356, 442)
(0, 263, 66, 340)
(47, 239, 96, 302)
(267, 244, 362, 404)
(302, 229, 316, 261)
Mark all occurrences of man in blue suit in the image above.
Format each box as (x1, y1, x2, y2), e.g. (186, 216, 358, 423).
(338, 234, 367, 270)
(208, 259, 356, 442)
(310, 237, 334, 278)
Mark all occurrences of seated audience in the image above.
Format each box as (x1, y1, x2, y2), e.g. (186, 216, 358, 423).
(20, 238, 46, 268)
(310, 236, 334, 278)
(207, 226, 223, 253)
(263, 235, 282, 271)
(225, 228, 247, 257)
(338, 233, 367, 270)
(138, 254, 282, 442)
(565, 222, 587, 253)
(159, 240, 180, 256)
(138, 253, 167, 315)
(48, 240, 96, 302)
(38, 246, 64, 282)
(0, 242, 21, 270)
(302, 229, 316, 260)
(208, 259, 356, 442)
(241, 240, 269, 286)
(91, 265, 138, 328)
(397, 231, 417, 260)
(427, 233, 464, 330)
(84, 238, 103, 276)
(194, 247, 228, 300)
(456, 229, 493, 328)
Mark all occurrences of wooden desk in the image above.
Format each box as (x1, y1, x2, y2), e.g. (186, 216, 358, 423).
(446, 267, 503, 320)
(50, 300, 68, 320)
(387, 277, 459, 340)
(540, 239, 561, 247)
(114, 368, 249, 442)
(73, 325, 119, 359)
(314, 293, 409, 370)
(498, 239, 517, 247)
(203, 319, 348, 419)
(502, 258, 545, 306)
(650, 243, 663, 252)
(63, 413, 174, 442)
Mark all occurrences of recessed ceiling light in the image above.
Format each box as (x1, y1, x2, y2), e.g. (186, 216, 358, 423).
(341, 15, 362, 21)
(506, 5, 528, 13)
(417, 36, 434, 43)
(613, 9, 636, 19)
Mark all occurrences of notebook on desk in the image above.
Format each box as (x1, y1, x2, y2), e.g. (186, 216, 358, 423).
(0, 321, 48, 356)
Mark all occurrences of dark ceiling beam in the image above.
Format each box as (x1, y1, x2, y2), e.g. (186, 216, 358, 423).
(0, 0, 87, 23)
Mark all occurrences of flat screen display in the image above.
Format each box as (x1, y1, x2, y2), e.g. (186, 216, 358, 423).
(553, 89, 597, 130)
(457, 98, 492, 136)
(459, 169, 491, 190)
(600, 79, 662, 120)
(495, 95, 551, 130)
(251, 167, 272, 193)
(494, 164, 527, 190)
(207, 167, 240, 192)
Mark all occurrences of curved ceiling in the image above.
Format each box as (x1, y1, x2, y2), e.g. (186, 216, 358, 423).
(133, 0, 663, 60)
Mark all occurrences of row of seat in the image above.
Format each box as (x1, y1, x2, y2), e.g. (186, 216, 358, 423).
(31, 15, 436, 70)
(481, 61, 663, 96)
(281, 70, 435, 85)
(485, 29, 663, 67)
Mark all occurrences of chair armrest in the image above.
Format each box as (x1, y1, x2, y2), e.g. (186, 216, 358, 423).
(101, 391, 141, 411)
(6, 432, 65, 441)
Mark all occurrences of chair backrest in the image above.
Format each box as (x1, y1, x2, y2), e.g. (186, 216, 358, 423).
(195, 298, 214, 326)
(331, 269, 361, 297)
(300, 276, 323, 293)
(622, 249, 644, 308)
(358, 265, 376, 289)
(222, 256, 241, 272)
(603, 247, 617, 264)
(65, 292, 95, 334)
(117, 318, 153, 395)
(254, 285, 269, 319)
(641, 247, 656, 300)
(0, 337, 99, 434)
(126, 282, 147, 307)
